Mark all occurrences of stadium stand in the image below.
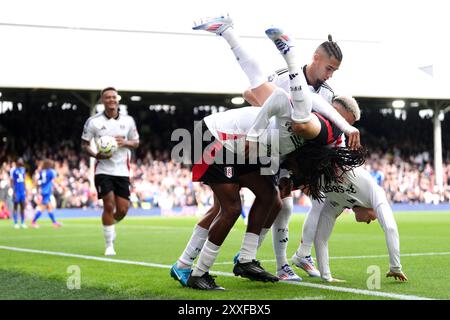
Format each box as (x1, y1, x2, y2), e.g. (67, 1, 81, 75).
(0, 92, 449, 215)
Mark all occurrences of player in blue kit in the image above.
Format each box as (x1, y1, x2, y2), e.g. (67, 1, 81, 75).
(10, 158, 28, 229)
(32, 159, 62, 228)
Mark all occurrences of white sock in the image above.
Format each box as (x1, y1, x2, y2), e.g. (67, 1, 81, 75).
(192, 240, 220, 277)
(272, 197, 293, 269)
(221, 28, 266, 89)
(257, 228, 271, 248)
(278, 43, 312, 122)
(177, 224, 208, 269)
(221, 28, 240, 49)
(103, 225, 115, 247)
(297, 242, 313, 258)
(297, 203, 321, 257)
(238, 232, 259, 263)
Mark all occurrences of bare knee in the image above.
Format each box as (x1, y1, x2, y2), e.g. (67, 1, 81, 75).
(103, 197, 116, 215)
(243, 89, 259, 106)
(220, 202, 242, 224)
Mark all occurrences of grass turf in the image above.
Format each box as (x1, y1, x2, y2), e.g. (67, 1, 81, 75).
(0, 211, 449, 300)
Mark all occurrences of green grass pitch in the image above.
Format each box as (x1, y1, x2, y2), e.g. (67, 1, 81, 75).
(0, 211, 449, 300)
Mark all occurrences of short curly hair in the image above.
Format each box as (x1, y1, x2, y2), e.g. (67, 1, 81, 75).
(333, 95, 361, 121)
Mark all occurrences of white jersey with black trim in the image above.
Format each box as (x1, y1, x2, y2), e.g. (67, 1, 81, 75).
(320, 166, 391, 212)
(314, 166, 402, 279)
(268, 66, 334, 104)
(268, 66, 345, 147)
(81, 112, 139, 177)
(203, 88, 304, 158)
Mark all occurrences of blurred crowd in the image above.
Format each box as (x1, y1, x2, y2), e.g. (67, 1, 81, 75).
(1, 143, 449, 217)
(364, 149, 450, 204)
(1, 97, 449, 216)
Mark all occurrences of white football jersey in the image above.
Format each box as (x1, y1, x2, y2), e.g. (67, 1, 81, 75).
(269, 66, 345, 147)
(315, 166, 401, 274)
(268, 66, 335, 104)
(204, 89, 305, 158)
(320, 166, 387, 211)
(81, 112, 139, 177)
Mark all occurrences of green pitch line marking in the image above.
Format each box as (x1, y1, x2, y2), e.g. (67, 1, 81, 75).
(0, 245, 433, 300)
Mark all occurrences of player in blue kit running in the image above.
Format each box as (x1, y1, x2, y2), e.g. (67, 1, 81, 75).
(32, 159, 62, 228)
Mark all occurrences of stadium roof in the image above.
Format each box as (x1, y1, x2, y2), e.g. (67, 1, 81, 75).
(1, 0, 449, 101)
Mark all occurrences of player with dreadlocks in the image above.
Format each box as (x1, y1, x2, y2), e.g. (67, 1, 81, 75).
(170, 18, 364, 290)
(177, 101, 365, 290)
(282, 144, 367, 202)
(231, 20, 354, 280)
(171, 15, 357, 285)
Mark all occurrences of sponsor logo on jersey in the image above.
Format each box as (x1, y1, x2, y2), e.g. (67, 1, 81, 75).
(321, 183, 357, 194)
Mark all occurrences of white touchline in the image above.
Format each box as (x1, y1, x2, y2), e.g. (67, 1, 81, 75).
(0, 245, 434, 300)
(214, 251, 450, 265)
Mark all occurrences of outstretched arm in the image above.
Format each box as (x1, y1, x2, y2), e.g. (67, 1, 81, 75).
(310, 94, 360, 149)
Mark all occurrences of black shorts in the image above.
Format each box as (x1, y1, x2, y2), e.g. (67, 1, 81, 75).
(94, 174, 131, 200)
(191, 120, 262, 184)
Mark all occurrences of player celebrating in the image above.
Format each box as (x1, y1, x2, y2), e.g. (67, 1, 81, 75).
(242, 25, 348, 281)
(171, 18, 363, 290)
(291, 166, 408, 282)
(31, 159, 61, 228)
(81, 87, 140, 256)
(10, 158, 27, 229)
(171, 15, 356, 286)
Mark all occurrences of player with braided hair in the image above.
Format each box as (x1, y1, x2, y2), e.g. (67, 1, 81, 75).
(244, 33, 343, 111)
(170, 17, 364, 290)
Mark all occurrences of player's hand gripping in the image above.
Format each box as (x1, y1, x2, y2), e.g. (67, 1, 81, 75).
(386, 270, 408, 281)
(95, 152, 112, 160)
(345, 126, 361, 150)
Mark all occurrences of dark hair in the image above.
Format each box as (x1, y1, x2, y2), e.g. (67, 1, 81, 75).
(43, 158, 53, 169)
(318, 34, 343, 62)
(284, 144, 367, 201)
(100, 87, 118, 96)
